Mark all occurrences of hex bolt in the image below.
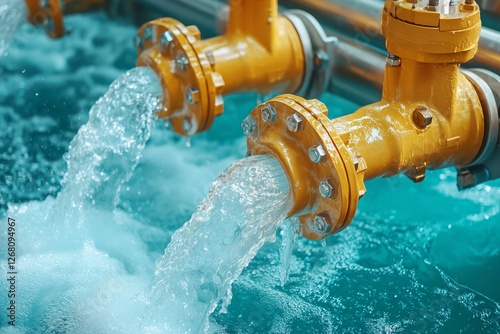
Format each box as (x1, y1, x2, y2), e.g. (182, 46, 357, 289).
(241, 115, 257, 137)
(319, 179, 336, 198)
(413, 107, 433, 129)
(161, 31, 174, 48)
(465, 0, 474, 4)
(353, 157, 360, 171)
(144, 25, 153, 41)
(386, 53, 401, 67)
(313, 215, 329, 234)
(133, 35, 143, 50)
(309, 144, 327, 163)
(206, 50, 216, 66)
(457, 169, 475, 190)
(286, 113, 304, 132)
(261, 104, 277, 123)
(425, 0, 438, 11)
(185, 87, 200, 104)
(176, 54, 189, 72)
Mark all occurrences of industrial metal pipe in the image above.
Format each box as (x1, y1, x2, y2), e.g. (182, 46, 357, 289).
(25, 0, 105, 37)
(135, 0, 309, 136)
(281, 0, 500, 74)
(113, 0, 227, 37)
(245, 0, 500, 240)
(133, 0, 351, 136)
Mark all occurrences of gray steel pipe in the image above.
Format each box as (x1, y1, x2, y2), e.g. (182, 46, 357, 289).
(107, 0, 227, 37)
(477, 0, 500, 15)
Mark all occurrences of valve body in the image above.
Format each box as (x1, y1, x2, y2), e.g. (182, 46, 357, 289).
(246, 0, 489, 239)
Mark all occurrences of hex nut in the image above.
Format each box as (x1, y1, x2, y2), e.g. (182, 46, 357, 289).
(413, 107, 433, 129)
(286, 113, 304, 132)
(241, 115, 257, 137)
(386, 53, 401, 67)
(261, 104, 277, 123)
(319, 179, 336, 198)
(313, 214, 329, 234)
(309, 144, 327, 163)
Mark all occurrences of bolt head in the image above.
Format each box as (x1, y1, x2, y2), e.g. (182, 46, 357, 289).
(457, 169, 475, 190)
(309, 144, 327, 163)
(261, 104, 277, 123)
(286, 113, 304, 132)
(241, 115, 257, 137)
(176, 55, 189, 72)
(133, 35, 143, 50)
(386, 53, 401, 67)
(185, 87, 200, 104)
(413, 107, 433, 129)
(144, 25, 153, 40)
(313, 215, 329, 234)
(161, 31, 173, 48)
(319, 179, 336, 198)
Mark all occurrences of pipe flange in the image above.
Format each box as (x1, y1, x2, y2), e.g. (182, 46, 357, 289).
(457, 68, 500, 190)
(25, 0, 64, 38)
(462, 69, 499, 166)
(284, 10, 337, 99)
(136, 19, 225, 136)
(245, 94, 363, 240)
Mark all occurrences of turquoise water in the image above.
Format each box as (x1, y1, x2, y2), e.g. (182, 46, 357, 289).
(1, 12, 500, 333)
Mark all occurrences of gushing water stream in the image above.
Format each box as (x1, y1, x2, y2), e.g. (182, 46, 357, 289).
(1, 63, 295, 332)
(146, 154, 291, 333)
(0, 0, 26, 54)
(44, 66, 162, 248)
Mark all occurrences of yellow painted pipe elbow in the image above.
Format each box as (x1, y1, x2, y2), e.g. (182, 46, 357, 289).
(135, 0, 306, 136)
(246, 0, 491, 240)
(25, 0, 65, 38)
(25, 0, 105, 38)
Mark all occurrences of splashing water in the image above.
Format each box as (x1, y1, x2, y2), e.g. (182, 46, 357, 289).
(146, 154, 291, 333)
(0, 0, 26, 55)
(0, 66, 164, 332)
(279, 218, 300, 286)
(37, 66, 161, 246)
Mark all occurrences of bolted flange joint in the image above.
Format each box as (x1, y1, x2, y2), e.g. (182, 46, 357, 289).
(245, 94, 365, 240)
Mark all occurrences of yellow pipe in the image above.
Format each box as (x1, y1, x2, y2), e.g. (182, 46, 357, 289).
(246, 0, 486, 240)
(25, 0, 64, 38)
(25, 0, 105, 38)
(135, 0, 304, 136)
(333, 63, 484, 181)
